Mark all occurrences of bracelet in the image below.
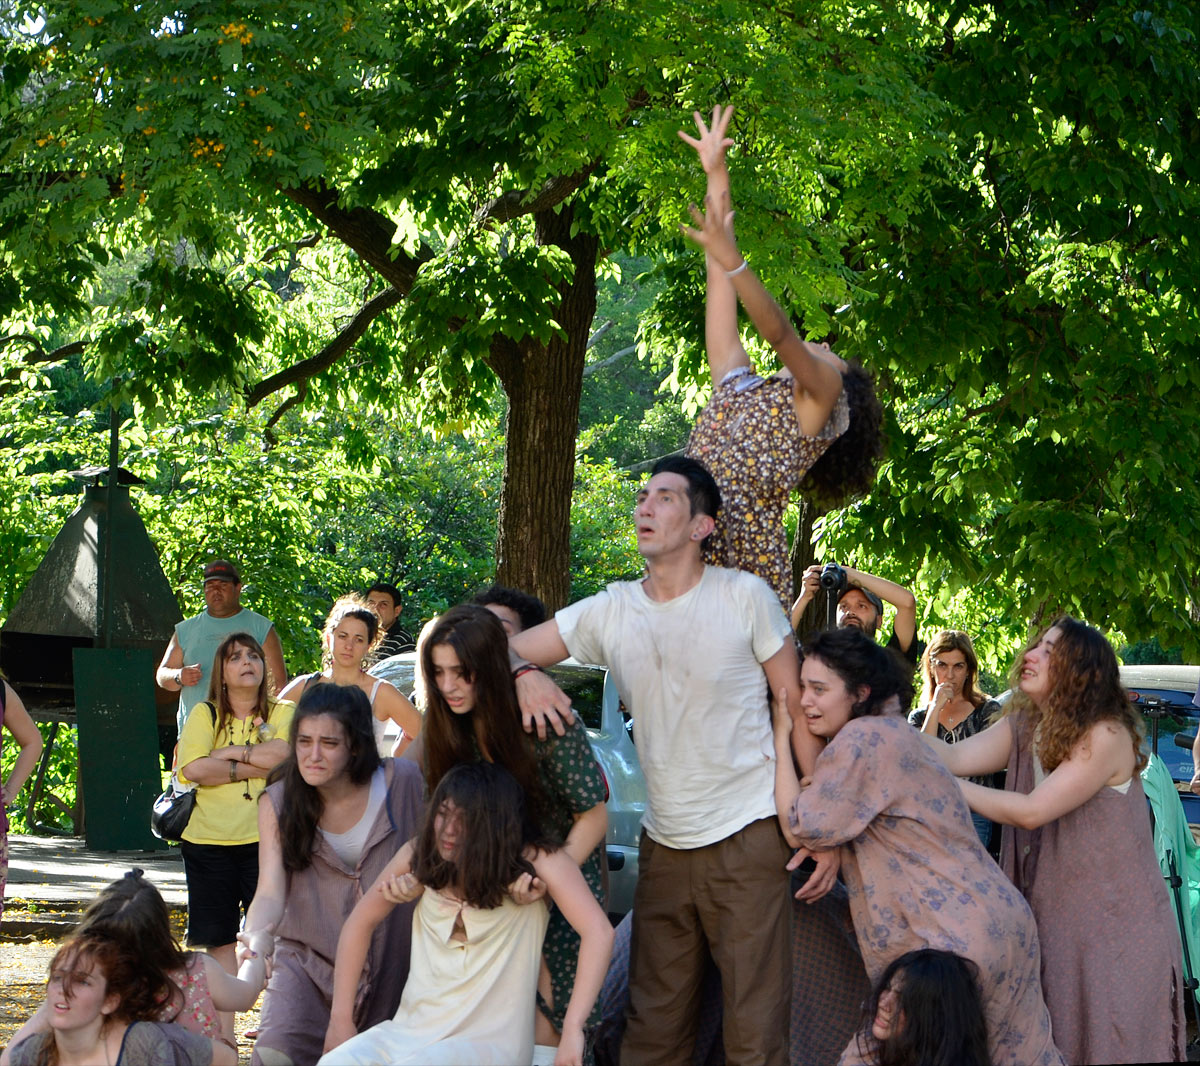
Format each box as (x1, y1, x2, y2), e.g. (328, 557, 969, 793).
(243, 745, 252, 764)
(229, 760, 238, 783)
(511, 663, 543, 681)
(725, 260, 748, 278)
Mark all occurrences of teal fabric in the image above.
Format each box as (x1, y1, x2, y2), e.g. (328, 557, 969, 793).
(1142, 754, 1200, 1003)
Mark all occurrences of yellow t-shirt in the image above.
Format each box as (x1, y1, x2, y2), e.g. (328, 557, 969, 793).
(177, 697, 295, 845)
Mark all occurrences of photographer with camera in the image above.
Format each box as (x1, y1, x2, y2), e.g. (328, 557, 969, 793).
(790, 563, 919, 667)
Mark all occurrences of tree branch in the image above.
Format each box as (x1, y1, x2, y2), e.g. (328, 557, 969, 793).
(474, 163, 599, 225)
(263, 382, 308, 448)
(0, 334, 87, 364)
(583, 343, 637, 376)
(279, 178, 430, 293)
(260, 232, 321, 263)
(586, 319, 613, 349)
(245, 287, 403, 407)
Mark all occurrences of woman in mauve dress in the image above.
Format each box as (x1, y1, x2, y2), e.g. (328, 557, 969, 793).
(773, 627, 1062, 1066)
(926, 616, 1186, 1065)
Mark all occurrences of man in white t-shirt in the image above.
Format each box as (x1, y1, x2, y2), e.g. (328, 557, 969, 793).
(510, 456, 831, 1065)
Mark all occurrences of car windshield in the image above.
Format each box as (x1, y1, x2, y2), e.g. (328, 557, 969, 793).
(548, 664, 603, 730)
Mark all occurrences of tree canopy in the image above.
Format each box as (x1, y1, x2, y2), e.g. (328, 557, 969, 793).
(2, 1, 1199, 659)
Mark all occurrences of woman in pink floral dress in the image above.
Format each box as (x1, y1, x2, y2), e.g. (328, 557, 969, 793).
(774, 627, 1062, 1066)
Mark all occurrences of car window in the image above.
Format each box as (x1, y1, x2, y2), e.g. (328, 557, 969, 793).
(547, 664, 604, 731)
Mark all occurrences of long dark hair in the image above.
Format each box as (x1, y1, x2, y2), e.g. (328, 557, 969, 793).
(68, 869, 188, 1024)
(413, 762, 553, 909)
(859, 949, 990, 1066)
(803, 627, 912, 718)
(418, 605, 549, 828)
(272, 683, 382, 873)
(206, 631, 275, 738)
(1006, 615, 1145, 774)
(801, 360, 885, 506)
(45, 929, 167, 1029)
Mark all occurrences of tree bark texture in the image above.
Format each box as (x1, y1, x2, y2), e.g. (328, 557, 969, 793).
(789, 496, 829, 641)
(488, 204, 599, 612)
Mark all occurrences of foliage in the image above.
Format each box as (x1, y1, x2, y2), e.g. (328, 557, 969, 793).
(1, 723, 77, 834)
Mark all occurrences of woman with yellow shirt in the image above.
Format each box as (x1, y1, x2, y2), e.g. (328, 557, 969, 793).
(177, 631, 294, 1044)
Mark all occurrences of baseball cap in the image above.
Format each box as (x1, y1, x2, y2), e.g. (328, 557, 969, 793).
(838, 583, 884, 616)
(203, 559, 241, 583)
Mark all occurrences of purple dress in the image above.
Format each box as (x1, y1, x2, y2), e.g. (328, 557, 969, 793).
(1001, 711, 1187, 1065)
(789, 714, 1062, 1066)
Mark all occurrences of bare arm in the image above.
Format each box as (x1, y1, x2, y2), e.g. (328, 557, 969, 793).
(843, 567, 917, 653)
(276, 674, 310, 703)
(203, 738, 290, 777)
(681, 194, 843, 433)
(921, 715, 1014, 778)
(372, 681, 423, 738)
(679, 105, 748, 386)
(263, 627, 288, 692)
(156, 633, 201, 691)
(761, 643, 821, 778)
(324, 841, 414, 1052)
(961, 721, 1134, 830)
(2, 684, 43, 806)
(242, 800, 287, 940)
(534, 848, 615, 1066)
(564, 802, 607, 869)
(201, 946, 270, 1012)
(509, 620, 575, 739)
(789, 565, 822, 631)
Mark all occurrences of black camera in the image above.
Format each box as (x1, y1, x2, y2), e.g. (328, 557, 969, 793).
(818, 562, 847, 594)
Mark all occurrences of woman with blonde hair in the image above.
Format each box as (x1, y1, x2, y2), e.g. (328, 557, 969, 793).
(279, 595, 422, 757)
(925, 616, 1185, 1064)
(908, 630, 1000, 845)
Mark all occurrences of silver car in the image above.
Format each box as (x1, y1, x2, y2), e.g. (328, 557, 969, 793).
(369, 652, 645, 917)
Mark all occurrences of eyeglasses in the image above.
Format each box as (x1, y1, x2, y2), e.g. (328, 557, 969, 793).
(930, 658, 967, 673)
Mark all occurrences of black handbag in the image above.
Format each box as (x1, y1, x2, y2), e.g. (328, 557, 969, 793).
(151, 777, 197, 842)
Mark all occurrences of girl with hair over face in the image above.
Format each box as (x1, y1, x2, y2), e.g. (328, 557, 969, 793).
(773, 627, 1062, 1066)
(322, 762, 613, 1066)
(1, 870, 269, 1066)
(860, 949, 990, 1066)
(908, 630, 1002, 847)
(176, 631, 295, 1045)
(415, 604, 608, 1052)
(238, 683, 424, 1066)
(926, 616, 1186, 1065)
(679, 105, 885, 610)
(279, 595, 422, 757)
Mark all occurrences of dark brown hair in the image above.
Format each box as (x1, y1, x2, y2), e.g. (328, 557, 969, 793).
(800, 361, 886, 506)
(413, 762, 552, 909)
(418, 606, 550, 830)
(322, 595, 383, 669)
(271, 683, 381, 872)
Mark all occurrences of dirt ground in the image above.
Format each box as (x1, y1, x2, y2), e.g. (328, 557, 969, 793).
(1, 908, 263, 1063)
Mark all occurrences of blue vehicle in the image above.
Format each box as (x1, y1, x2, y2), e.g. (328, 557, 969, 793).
(1120, 664, 1200, 825)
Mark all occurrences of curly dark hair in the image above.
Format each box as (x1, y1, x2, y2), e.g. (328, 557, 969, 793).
(413, 762, 554, 910)
(1006, 615, 1145, 774)
(322, 595, 384, 669)
(800, 361, 886, 506)
(858, 949, 990, 1066)
(803, 627, 912, 718)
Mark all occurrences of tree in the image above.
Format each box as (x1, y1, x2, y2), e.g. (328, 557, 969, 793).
(0, 0, 944, 609)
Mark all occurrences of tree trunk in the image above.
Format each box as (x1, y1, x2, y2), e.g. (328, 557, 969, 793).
(489, 204, 599, 612)
(789, 496, 828, 641)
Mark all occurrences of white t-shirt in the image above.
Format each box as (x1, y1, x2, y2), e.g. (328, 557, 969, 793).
(556, 565, 791, 849)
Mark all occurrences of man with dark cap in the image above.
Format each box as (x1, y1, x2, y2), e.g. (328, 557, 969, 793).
(156, 559, 288, 734)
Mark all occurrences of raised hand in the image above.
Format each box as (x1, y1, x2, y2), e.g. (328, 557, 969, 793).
(681, 192, 742, 273)
(678, 104, 735, 174)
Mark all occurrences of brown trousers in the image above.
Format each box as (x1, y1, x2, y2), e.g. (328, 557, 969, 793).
(621, 818, 793, 1066)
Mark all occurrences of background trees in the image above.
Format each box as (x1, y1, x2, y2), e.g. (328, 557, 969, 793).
(1, 0, 1198, 681)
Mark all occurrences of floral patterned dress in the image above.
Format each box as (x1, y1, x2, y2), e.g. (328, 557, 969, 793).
(686, 370, 848, 611)
(789, 714, 1063, 1066)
